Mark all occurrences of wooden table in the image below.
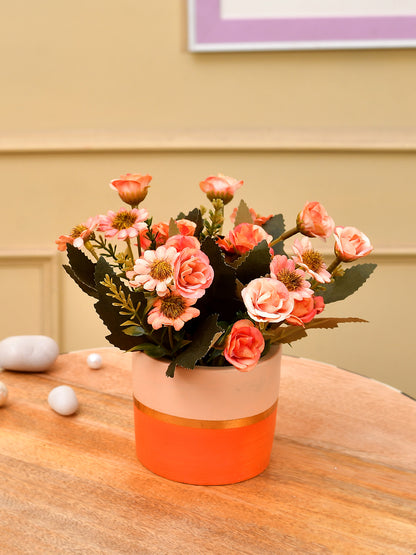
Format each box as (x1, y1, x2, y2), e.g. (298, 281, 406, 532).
(1, 348, 415, 554)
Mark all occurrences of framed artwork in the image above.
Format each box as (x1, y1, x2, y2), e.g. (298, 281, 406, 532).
(188, 0, 416, 52)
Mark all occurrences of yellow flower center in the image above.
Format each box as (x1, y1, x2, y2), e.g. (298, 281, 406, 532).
(276, 269, 302, 291)
(71, 224, 87, 238)
(112, 211, 137, 230)
(302, 249, 324, 273)
(160, 294, 186, 319)
(150, 260, 173, 281)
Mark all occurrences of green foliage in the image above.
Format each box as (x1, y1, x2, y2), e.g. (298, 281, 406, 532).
(168, 218, 180, 236)
(177, 207, 204, 237)
(93, 257, 151, 351)
(65, 244, 98, 298)
(265, 317, 368, 345)
(235, 240, 272, 285)
(233, 199, 253, 227)
(262, 215, 286, 255)
(198, 237, 243, 320)
(166, 314, 222, 377)
(321, 264, 377, 304)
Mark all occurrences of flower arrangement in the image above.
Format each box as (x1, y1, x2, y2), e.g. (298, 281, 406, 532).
(57, 173, 376, 377)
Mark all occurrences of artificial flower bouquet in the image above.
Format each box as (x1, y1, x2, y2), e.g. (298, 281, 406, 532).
(57, 173, 376, 377)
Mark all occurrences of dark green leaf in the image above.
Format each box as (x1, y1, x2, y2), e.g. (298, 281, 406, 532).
(235, 240, 271, 284)
(177, 207, 204, 237)
(65, 243, 98, 297)
(198, 237, 242, 320)
(166, 314, 222, 377)
(130, 343, 167, 358)
(234, 199, 253, 227)
(63, 264, 99, 299)
(320, 264, 377, 304)
(262, 214, 286, 255)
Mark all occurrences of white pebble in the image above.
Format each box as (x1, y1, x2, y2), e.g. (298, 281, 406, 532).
(0, 335, 59, 372)
(0, 381, 8, 407)
(48, 385, 79, 416)
(87, 353, 102, 369)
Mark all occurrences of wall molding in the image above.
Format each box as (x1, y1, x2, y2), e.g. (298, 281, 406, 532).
(0, 250, 60, 341)
(1, 128, 416, 153)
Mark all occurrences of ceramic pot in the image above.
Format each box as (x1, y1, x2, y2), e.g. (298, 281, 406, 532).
(132, 345, 281, 485)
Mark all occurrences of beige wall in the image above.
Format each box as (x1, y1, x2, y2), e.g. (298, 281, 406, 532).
(1, 1, 415, 396)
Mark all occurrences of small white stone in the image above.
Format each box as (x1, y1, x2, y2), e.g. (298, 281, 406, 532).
(0, 381, 8, 407)
(0, 335, 59, 372)
(87, 353, 102, 369)
(48, 385, 79, 416)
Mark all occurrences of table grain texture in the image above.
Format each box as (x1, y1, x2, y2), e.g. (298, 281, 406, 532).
(0, 348, 415, 554)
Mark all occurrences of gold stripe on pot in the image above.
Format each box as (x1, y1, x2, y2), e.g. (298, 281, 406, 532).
(133, 396, 278, 429)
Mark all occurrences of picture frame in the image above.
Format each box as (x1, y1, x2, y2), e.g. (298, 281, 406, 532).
(188, 0, 416, 52)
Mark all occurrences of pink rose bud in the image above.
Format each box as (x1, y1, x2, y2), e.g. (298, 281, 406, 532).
(223, 320, 265, 372)
(199, 173, 243, 205)
(333, 226, 373, 262)
(110, 173, 152, 207)
(175, 219, 196, 236)
(297, 201, 335, 239)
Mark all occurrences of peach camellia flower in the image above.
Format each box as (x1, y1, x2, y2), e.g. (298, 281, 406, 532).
(110, 173, 152, 207)
(165, 234, 201, 252)
(99, 208, 148, 240)
(127, 246, 178, 296)
(270, 255, 313, 301)
(174, 248, 214, 299)
(292, 237, 331, 284)
(334, 226, 373, 262)
(199, 173, 243, 205)
(223, 320, 265, 372)
(297, 201, 335, 239)
(147, 293, 200, 331)
(230, 207, 273, 227)
(139, 221, 170, 250)
(218, 223, 273, 255)
(286, 296, 325, 326)
(241, 278, 294, 324)
(176, 219, 196, 236)
(56, 216, 99, 251)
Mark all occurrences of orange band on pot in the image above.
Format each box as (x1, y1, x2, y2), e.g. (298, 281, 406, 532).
(133, 396, 278, 429)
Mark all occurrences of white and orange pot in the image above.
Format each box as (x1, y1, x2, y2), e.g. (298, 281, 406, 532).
(132, 345, 281, 485)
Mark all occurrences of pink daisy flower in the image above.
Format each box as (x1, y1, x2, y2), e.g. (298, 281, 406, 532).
(292, 237, 331, 284)
(147, 293, 200, 331)
(98, 208, 148, 240)
(270, 255, 313, 300)
(55, 216, 99, 251)
(127, 246, 178, 296)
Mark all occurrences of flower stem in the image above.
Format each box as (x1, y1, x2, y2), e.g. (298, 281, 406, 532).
(269, 226, 298, 248)
(327, 256, 342, 274)
(126, 238, 135, 265)
(84, 241, 99, 260)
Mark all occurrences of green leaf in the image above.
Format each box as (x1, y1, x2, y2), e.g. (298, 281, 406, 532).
(262, 214, 286, 255)
(122, 326, 147, 337)
(63, 264, 99, 299)
(305, 317, 368, 329)
(320, 264, 377, 304)
(168, 218, 180, 236)
(198, 237, 243, 320)
(235, 240, 271, 285)
(166, 314, 222, 377)
(93, 257, 151, 350)
(130, 343, 168, 358)
(234, 199, 253, 227)
(65, 243, 98, 298)
(177, 207, 204, 237)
